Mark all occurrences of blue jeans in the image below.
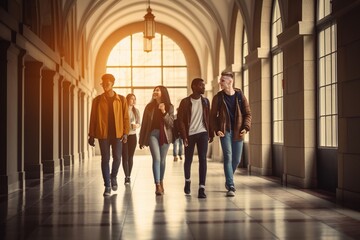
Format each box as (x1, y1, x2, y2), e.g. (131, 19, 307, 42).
(220, 130, 243, 188)
(99, 138, 122, 187)
(184, 132, 208, 186)
(149, 129, 170, 183)
(173, 138, 183, 157)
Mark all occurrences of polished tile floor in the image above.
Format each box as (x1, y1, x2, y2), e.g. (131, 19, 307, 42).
(1, 154, 360, 240)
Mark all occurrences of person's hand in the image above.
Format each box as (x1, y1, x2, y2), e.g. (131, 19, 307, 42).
(240, 129, 247, 138)
(183, 138, 189, 147)
(122, 135, 128, 143)
(209, 137, 213, 143)
(158, 103, 166, 114)
(88, 137, 95, 147)
(217, 131, 225, 137)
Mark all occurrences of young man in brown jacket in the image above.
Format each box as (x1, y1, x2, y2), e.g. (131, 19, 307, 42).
(177, 78, 214, 198)
(88, 73, 130, 196)
(210, 71, 251, 197)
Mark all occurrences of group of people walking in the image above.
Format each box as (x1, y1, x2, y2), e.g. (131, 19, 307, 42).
(88, 72, 251, 198)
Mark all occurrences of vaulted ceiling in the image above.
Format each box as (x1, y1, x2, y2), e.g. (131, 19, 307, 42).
(64, 0, 255, 74)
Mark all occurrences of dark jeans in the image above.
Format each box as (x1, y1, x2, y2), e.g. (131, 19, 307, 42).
(99, 138, 122, 187)
(184, 132, 208, 186)
(122, 134, 137, 178)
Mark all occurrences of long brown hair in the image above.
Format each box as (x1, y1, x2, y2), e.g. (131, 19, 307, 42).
(126, 93, 140, 122)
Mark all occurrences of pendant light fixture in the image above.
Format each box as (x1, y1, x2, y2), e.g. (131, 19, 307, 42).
(144, 0, 155, 39)
(143, 0, 155, 52)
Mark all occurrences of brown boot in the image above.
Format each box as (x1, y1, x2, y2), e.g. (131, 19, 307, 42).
(160, 181, 164, 194)
(155, 183, 163, 195)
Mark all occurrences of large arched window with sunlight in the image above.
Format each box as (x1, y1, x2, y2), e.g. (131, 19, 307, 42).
(106, 32, 188, 114)
(271, 0, 283, 144)
(317, 0, 337, 147)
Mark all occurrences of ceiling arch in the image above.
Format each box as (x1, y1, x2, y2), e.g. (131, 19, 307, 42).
(61, 0, 257, 80)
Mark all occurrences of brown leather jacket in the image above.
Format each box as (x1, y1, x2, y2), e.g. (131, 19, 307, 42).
(210, 89, 251, 141)
(177, 95, 214, 141)
(139, 103, 174, 146)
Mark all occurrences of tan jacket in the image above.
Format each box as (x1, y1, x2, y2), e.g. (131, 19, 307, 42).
(89, 93, 130, 139)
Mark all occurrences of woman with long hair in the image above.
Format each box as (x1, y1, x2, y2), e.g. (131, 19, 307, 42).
(139, 86, 174, 195)
(122, 93, 141, 185)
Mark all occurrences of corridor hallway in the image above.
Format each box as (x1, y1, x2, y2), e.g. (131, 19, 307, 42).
(1, 154, 359, 240)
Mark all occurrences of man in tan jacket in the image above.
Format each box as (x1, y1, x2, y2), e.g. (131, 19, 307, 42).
(88, 73, 130, 196)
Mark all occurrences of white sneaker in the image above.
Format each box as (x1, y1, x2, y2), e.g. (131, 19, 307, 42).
(226, 186, 236, 197)
(103, 187, 111, 196)
(227, 190, 235, 197)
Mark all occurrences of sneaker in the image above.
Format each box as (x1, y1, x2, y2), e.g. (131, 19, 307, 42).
(111, 177, 118, 191)
(103, 187, 111, 196)
(198, 188, 206, 198)
(179, 156, 183, 160)
(184, 181, 191, 194)
(124, 177, 130, 185)
(225, 183, 229, 191)
(226, 186, 236, 197)
(174, 156, 178, 161)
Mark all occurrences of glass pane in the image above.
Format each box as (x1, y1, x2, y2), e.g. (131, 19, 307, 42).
(332, 115, 338, 146)
(132, 33, 161, 66)
(331, 84, 336, 114)
(107, 37, 131, 66)
(133, 88, 156, 118)
(325, 27, 331, 54)
(325, 55, 331, 85)
(319, 87, 325, 115)
(331, 54, 336, 84)
(133, 67, 161, 86)
(325, 116, 331, 146)
(318, 31, 324, 57)
(325, 86, 331, 114)
(166, 88, 188, 110)
(163, 68, 187, 87)
(319, 58, 325, 86)
(106, 67, 131, 87)
(163, 35, 186, 66)
(320, 117, 325, 145)
(113, 88, 132, 97)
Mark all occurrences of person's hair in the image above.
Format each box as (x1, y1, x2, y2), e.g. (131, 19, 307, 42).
(221, 71, 233, 78)
(126, 93, 139, 121)
(151, 85, 172, 111)
(101, 73, 115, 82)
(191, 78, 204, 91)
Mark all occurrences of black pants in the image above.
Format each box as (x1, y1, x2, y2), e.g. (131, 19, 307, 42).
(122, 134, 137, 177)
(184, 132, 208, 186)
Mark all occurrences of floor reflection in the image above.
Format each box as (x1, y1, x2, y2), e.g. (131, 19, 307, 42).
(1, 155, 359, 240)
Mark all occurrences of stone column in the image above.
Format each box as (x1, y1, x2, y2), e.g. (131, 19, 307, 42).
(24, 61, 43, 179)
(246, 48, 272, 176)
(0, 41, 25, 193)
(41, 69, 61, 173)
(58, 76, 64, 169)
(62, 80, 73, 166)
(71, 84, 79, 165)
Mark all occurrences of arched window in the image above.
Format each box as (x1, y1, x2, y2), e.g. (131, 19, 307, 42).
(271, 0, 283, 144)
(106, 32, 188, 114)
(317, 0, 338, 147)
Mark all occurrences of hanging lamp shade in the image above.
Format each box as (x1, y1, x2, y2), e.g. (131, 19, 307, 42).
(144, 6, 155, 39)
(143, 37, 152, 52)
